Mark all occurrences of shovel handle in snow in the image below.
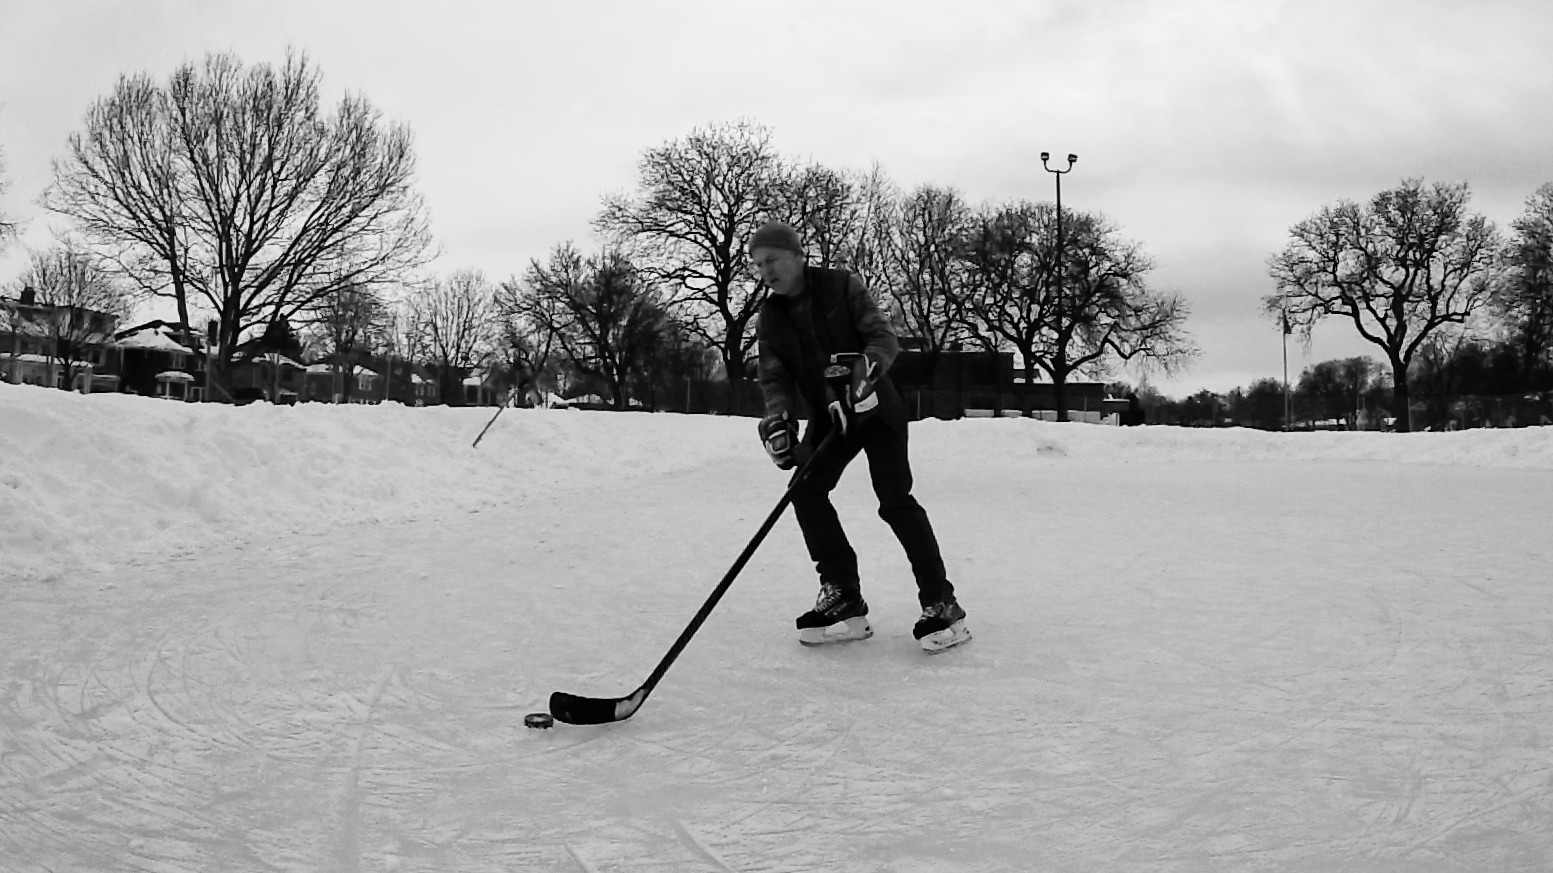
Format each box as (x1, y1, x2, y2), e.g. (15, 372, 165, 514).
(548, 430, 841, 725)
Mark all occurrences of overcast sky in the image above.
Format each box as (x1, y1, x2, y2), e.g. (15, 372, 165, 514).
(2, 0, 1550, 396)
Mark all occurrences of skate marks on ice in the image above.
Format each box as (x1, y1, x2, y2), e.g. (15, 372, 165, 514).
(0, 528, 596, 873)
(3, 452, 1552, 871)
(924, 458, 1553, 870)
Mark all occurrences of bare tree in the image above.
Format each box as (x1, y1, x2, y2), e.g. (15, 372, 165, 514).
(960, 201, 1194, 420)
(1297, 356, 1383, 429)
(0, 145, 19, 246)
(643, 320, 721, 411)
(1410, 328, 1477, 428)
(378, 298, 428, 402)
(1496, 182, 1553, 374)
(1060, 213, 1197, 394)
(406, 269, 497, 405)
(1267, 179, 1500, 432)
(775, 161, 867, 270)
(957, 202, 1045, 416)
(595, 119, 784, 388)
(519, 243, 668, 410)
(302, 283, 390, 402)
(4, 241, 134, 390)
(841, 162, 898, 297)
(885, 184, 975, 359)
(493, 275, 561, 405)
(45, 49, 432, 400)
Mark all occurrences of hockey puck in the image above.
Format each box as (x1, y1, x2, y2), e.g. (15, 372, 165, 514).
(524, 712, 555, 730)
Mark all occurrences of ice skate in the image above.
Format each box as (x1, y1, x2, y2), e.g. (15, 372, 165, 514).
(796, 583, 872, 646)
(913, 599, 970, 653)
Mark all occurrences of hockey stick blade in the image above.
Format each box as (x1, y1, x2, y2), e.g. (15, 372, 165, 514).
(547, 432, 839, 727)
(549, 687, 648, 726)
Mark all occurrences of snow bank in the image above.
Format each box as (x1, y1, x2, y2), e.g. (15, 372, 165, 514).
(4, 383, 1550, 582)
(912, 415, 1553, 470)
(0, 386, 746, 582)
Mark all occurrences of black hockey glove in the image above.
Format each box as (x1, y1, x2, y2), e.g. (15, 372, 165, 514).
(825, 355, 880, 437)
(758, 410, 800, 470)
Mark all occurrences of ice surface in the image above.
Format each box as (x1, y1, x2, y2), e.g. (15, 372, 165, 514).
(2, 384, 1551, 871)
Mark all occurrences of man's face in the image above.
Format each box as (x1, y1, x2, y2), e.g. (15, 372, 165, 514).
(750, 246, 805, 297)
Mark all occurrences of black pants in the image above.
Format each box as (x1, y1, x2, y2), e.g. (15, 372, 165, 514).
(791, 417, 954, 608)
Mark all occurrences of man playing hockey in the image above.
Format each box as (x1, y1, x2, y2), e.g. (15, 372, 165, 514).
(750, 219, 970, 653)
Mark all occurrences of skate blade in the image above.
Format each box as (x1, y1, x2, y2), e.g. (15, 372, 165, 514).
(919, 620, 971, 654)
(799, 616, 873, 646)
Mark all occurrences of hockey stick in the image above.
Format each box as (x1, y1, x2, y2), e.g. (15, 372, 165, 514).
(549, 431, 839, 725)
(470, 394, 514, 448)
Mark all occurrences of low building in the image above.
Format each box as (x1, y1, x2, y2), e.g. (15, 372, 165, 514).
(228, 349, 306, 404)
(114, 321, 207, 400)
(296, 362, 380, 404)
(463, 369, 506, 406)
(891, 344, 1111, 421)
(410, 371, 438, 406)
(3, 287, 124, 392)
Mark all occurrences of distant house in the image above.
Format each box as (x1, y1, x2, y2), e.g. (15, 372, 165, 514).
(462, 369, 506, 406)
(299, 360, 406, 404)
(114, 321, 206, 401)
(351, 365, 381, 403)
(302, 363, 340, 403)
(227, 349, 306, 404)
(0, 294, 57, 387)
(410, 370, 438, 406)
(2, 286, 123, 392)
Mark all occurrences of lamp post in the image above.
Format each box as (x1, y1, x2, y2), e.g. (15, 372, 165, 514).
(1040, 151, 1077, 302)
(1041, 151, 1076, 420)
(1281, 297, 1293, 431)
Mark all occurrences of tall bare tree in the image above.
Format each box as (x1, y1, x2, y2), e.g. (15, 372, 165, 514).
(46, 49, 432, 400)
(519, 244, 668, 410)
(407, 269, 497, 405)
(1267, 179, 1500, 432)
(841, 162, 898, 297)
(885, 184, 975, 360)
(4, 241, 133, 390)
(1055, 211, 1196, 401)
(595, 119, 784, 387)
(960, 201, 1194, 419)
(1496, 182, 1553, 375)
(957, 202, 1045, 415)
(775, 161, 866, 270)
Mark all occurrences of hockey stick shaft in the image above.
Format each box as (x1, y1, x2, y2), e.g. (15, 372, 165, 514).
(550, 432, 839, 725)
(470, 398, 510, 448)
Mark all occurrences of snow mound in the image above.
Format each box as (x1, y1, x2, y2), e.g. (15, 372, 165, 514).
(911, 417, 1553, 470)
(0, 386, 744, 582)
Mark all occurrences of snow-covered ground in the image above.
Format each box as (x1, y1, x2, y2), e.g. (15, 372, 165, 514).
(3, 384, 1551, 872)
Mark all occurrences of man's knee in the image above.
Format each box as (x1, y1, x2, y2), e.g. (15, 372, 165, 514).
(877, 494, 924, 525)
(792, 478, 836, 512)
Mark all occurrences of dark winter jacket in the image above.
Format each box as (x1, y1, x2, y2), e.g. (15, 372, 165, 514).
(756, 266, 907, 438)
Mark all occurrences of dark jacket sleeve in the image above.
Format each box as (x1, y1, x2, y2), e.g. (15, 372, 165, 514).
(756, 306, 798, 420)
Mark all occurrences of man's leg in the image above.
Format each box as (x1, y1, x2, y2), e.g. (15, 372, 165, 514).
(860, 419, 955, 608)
(789, 431, 865, 588)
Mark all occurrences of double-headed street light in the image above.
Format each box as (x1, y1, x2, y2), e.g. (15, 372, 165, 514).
(1040, 152, 1077, 421)
(1041, 150, 1077, 374)
(1040, 152, 1077, 308)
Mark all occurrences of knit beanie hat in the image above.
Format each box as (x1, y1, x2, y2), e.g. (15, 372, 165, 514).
(748, 220, 804, 256)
